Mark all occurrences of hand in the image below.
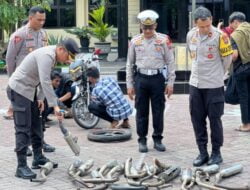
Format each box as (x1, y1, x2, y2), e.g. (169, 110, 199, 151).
(37, 100, 44, 112)
(217, 22, 223, 30)
(54, 106, 64, 121)
(165, 86, 173, 99)
(127, 88, 135, 100)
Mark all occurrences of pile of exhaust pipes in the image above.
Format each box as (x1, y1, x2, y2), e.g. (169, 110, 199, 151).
(29, 121, 249, 189)
(181, 164, 250, 190)
(67, 158, 181, 190)
(66, 158, 250, 190)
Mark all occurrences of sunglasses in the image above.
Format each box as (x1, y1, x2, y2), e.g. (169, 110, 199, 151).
(141, 26, 155, 31)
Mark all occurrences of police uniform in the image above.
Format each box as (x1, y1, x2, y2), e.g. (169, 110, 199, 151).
(126, 10, 176, 151)
(186, 26, 233, 165)
(6, 24, 48, 77)
(6, 39, 79, 178)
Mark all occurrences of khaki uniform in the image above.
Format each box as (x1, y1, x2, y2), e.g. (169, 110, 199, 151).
(187, 26, 233, 88)
(186, 26, 233, 154)
(7, 46, 58, 154)
(8, 46, 58, 107)
(126, 32, 176, 143)
(6, 24, 47, 77)
(126, 33, 176, 88)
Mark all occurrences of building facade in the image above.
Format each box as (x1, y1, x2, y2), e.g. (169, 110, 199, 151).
(45, 0, 250, 45)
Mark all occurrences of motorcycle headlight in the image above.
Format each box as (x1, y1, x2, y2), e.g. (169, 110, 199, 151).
(70, 66, 82, 81)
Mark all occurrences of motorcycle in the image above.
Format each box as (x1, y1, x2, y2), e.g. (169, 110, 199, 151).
(69, 50, 101, 129)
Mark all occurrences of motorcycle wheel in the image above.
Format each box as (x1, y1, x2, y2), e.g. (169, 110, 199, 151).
(72, 97, 99, 129)
(87, 129, 132, 142)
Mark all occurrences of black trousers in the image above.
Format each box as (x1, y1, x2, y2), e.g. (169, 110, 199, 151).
(88, 102, 114, 122)
(189, 85, 224, 152)
(134, 73, 165, 142)
(7, 87, 43, 154)
(235, 65, 250, 124)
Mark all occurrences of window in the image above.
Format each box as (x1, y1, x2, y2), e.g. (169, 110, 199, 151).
(44, 0, 76, 28)
(89, 0, 118, 27)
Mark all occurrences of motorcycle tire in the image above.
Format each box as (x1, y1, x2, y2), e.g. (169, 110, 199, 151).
(111, 184, 147, 190)
(87, 129, 132, 142)
(72, 97, 99, 129)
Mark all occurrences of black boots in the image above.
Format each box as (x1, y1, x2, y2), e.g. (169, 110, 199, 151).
(193, 153, 209, 167)
(138, 139, 166, 152)
(16, 153, 36, 179)
(138, 139, 148, 153)
(32, 149, 58, 169)
(193, 146, 223, 166)
(207, 150, 223, 165)
(193, 146, 209, 167)
(43, 143, 56, 153)
(32, 149, 50, 169)
(154, 140, 166, 152)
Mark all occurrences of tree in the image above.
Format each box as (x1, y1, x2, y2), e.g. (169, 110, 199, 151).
(0, 0, 52, 40)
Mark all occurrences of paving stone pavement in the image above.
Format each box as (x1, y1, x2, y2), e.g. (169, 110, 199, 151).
(0, 74, 250, 190)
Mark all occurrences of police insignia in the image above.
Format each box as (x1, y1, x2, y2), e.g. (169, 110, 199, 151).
(155, 39, 162, 44)
(135, 39, 142, 46)
(156, 47, 162, 51)
(14, 36, 22, 44)
(208, 32, 213, 37)
(190, 51, 196, 59)
(207, 54, 214, 59)
(191, 37, 197, 43)
(219, 35, 233, 57)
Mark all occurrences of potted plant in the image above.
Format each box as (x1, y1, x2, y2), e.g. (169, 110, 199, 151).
(65, 26, 91, 52)
(89, 4, 112, 60)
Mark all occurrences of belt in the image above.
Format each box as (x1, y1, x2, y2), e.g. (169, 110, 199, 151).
(138, 68, 163, 76)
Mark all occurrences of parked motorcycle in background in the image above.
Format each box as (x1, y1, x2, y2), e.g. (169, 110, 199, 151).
(69, 50, 101, 129)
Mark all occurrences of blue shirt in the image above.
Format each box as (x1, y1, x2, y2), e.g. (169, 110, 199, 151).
(91, 77, 133, 120)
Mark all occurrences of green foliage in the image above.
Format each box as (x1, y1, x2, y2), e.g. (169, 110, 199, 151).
(89, 5, 112, 42)
(0, 0, 52, 35)
(65, 26, 91, 39)
(48, 34, 63, 45)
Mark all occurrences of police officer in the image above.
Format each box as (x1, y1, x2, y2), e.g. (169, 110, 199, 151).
(126, 10, 176, 153)
(4, 6, 47, 120)
(186, 7, 233, 166)
(7, 38, 79, 179)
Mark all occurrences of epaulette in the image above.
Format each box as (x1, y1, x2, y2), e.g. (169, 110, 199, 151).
(131, 34, 143, 46)
(156, 33, 172, 48)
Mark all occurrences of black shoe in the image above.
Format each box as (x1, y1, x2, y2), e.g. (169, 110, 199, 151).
(26, 147, 32, 157)
(32, 154, 51, 169)
(32, 154, 58, 169)
(43, 143, 56, 153)
(193, 154, 209, 167)
(154, 142, 166, 152)
(207, 152, 223, 165)
(15, 166, 36, 179)
(139, 142, 148, 153)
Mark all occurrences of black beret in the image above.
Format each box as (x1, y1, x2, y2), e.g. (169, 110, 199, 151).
(60, 38, 79, 55)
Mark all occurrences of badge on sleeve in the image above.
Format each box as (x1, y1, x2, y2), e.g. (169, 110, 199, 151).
(166, 36, 172, 49)
(219, 35, 233, 57)
(14, 36, 22, 44)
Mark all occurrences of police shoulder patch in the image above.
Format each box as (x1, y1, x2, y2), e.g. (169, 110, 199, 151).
(131, 34, 143, 45)
(14, 36, 22, 44)
(219, 34, 233, 57)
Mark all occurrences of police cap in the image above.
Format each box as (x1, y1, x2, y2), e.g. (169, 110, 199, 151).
(60, 38, 79, 56)
(137, 10, 159, 26)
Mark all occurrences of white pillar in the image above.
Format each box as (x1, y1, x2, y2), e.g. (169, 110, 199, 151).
(76, 0, 89, 27)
